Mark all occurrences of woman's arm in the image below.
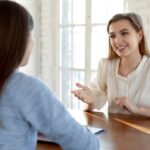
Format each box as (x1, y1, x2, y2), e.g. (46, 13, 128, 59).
(134, 106, 150, 117)
(19, 78, 100, 150)
(71, 59, 108, 111)
(115, 96, 150, 117)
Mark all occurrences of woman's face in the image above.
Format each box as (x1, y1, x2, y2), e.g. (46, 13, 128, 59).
(108, 19, 143, 58)
(20, 34, 33, 66)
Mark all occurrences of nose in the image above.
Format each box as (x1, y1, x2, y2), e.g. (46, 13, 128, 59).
(114, 35, 122, 44)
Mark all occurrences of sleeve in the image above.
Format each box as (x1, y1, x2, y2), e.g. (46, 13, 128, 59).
(18, 78, 100, 150)
(89, 59, 108, 110)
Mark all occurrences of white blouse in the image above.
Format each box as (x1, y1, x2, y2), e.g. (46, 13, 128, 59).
(90, 55, 150, 114)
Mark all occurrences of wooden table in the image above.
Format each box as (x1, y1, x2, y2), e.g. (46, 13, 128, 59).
(37, 109, 150, 150)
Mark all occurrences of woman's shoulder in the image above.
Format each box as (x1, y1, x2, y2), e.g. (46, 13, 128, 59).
(11, 71, 42, 84)
(6, 71, 49, 92)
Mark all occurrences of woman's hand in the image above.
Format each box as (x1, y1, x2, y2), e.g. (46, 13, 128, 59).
(71, 83, 95, 104)
(114, 96, 137, 113)
(115, 96, 150, 117)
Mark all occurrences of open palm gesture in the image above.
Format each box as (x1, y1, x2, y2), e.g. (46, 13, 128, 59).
(71, 83, 95, 104)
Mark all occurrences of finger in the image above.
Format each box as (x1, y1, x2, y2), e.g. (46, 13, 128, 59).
(75, 94, 83, 101)
(80, 98, 84, 102)
(74, 94, 80, 99)
(115, 100, 124, 108)
(71, 89, 80, 94)
(76, 83, 86, 89)
(71, 90, 76, 94)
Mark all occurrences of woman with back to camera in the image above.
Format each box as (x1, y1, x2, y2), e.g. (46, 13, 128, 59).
(72, 12, 150, 117)
(0, 1, 100, 150)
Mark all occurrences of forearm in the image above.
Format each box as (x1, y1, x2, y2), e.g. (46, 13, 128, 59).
(134, 106, 150, 117)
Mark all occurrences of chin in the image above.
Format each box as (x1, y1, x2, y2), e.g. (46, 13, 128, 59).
(118, 52, 127, 58)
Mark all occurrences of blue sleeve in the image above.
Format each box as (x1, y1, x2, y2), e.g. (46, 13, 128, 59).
(17, 77, 100, 150)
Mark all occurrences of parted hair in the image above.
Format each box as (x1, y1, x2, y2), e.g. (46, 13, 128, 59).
(0, 0, 33, 91)
(107, 12, 150, 60)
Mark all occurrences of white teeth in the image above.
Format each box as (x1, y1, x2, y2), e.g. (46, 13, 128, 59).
(117, 45, 126, 50)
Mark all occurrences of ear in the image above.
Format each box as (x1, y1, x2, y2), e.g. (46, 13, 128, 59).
(138, 30, 143, 42)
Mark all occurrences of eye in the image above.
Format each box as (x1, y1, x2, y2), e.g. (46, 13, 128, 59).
(109, 34, 116, 39)
(121, 32, 128, 36)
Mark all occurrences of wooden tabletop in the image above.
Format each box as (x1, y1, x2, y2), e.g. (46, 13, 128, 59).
(37, 109, 150, 150)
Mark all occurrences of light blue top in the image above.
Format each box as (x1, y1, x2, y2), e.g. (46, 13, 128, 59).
(0, 71, 99, 150)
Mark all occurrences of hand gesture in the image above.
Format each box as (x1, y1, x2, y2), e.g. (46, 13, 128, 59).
(115, 96, 137, 113)
(71, 83, 95, 104)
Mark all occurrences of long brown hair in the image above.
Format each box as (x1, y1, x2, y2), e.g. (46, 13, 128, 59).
(0, 0, 33, 91)
(107, 12, 150, 60)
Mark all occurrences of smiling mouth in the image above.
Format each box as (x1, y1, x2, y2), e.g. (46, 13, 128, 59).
(117, 45, 127, 52)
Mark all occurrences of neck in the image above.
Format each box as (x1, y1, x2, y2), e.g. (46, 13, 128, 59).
(119, 53, 142, 76)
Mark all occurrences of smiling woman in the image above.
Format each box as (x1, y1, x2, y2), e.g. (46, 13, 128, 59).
(71, 12, 150, 117)
(10, 1, 150, 114)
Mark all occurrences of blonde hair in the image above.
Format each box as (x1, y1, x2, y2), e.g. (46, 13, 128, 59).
(107, 12, 150, 60)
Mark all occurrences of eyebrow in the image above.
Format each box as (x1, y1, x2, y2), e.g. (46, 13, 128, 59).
(109, 28, 129, 35)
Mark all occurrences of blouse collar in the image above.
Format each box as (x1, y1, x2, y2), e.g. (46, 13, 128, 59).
(116, 55, 148, 80)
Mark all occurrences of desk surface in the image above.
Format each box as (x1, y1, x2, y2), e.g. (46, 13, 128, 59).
(37, 109, 150, 150)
